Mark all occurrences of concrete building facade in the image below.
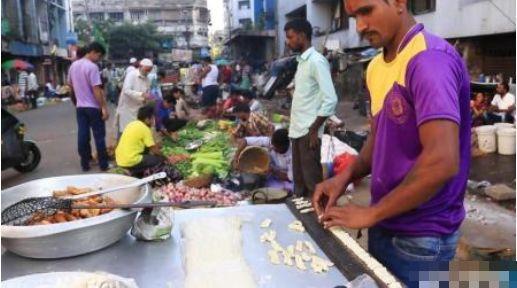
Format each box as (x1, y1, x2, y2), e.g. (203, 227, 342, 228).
(2, 0, 74, 86)
(277, 0, 516, 98)
(225, 0, 277, 63)
(71, 0, 210, 49)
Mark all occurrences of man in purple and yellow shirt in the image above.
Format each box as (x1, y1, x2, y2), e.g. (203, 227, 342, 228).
(313, 0, 470, 286)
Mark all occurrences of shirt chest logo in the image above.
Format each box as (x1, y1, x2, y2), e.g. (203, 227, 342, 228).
(386, 86, 410, 125)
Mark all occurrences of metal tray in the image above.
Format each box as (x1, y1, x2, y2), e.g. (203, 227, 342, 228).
(1, 174, 149, 259)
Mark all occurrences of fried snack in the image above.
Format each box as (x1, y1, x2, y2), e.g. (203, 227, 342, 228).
(26, 187, 116, 226)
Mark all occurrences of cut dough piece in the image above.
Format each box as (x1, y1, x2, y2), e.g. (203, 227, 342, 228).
(304, 241, 316, 254)
(294, 254, 306, 270)
(301, 252, 312, 262)
(295, 240, 304, 252)
(300, 207, 315, 214)
(288, 220, 305, 233)
(270, 240, 283, 252)
(282, 250, 294, 266)
(310, 255, 331, 273)
(260, 218, 272, 228)
(268, 249, 281, 265)
(260, 229, 276, 243)
(286, 245, 295, 257)
(292, 197, 306, 203)
(182, 217, 256, 288)
(295, 202, 312, 210)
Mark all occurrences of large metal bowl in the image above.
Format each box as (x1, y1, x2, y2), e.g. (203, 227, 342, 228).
(1, 174, 149, 259)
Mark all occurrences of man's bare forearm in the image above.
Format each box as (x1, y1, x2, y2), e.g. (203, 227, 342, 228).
(347, 133, 374, 182)
(93, 86, 106, 108)
(309, 116, 328, 133)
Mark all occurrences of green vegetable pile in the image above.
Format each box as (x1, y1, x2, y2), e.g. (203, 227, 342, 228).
(160, 121, 234, 180)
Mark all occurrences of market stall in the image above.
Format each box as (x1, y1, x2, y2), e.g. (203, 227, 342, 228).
(1, 119, 402, 287)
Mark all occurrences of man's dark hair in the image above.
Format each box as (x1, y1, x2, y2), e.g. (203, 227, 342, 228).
(171, 87, 185, 96)
(158, 70, 166, 78)
(284, 19, 312, 41)
(203, 56, 212, 63)
(163, 118, 188, 132)
(500, 82, 510, 92)
(86, 42, 106, 56)
(272, 128, 289, 151)
(233, 103, 251, 114)
(162, 92, 175, 104)
(137, 105, 155, 121)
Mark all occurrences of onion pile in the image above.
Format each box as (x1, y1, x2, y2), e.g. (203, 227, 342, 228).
(159, 183, 242, 206)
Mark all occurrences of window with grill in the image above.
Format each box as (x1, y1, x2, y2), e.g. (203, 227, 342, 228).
(108, 12, 124, 22)
(90, 12, 105, 21)
(331, 0, 349, 32)
(130, 10, 146, 21)
(408, 0, 436, 15)
(238, 0, 250, 10)
(239, 18, 252, 26)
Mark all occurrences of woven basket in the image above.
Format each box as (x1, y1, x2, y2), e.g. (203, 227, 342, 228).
(184, 174, 213, 188)
(238, 146, 270, 175)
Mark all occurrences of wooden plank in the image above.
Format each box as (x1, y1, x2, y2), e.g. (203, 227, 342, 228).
(286, 198, 388, 288)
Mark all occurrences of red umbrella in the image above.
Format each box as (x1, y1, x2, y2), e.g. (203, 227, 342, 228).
(1, 59, 34, 70)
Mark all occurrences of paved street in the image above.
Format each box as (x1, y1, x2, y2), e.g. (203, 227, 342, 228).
(1, 102, 117, 189)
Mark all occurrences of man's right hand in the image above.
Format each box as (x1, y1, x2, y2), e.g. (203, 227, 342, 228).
(101, 106, 110, 121)
(312, 172, 352, 220)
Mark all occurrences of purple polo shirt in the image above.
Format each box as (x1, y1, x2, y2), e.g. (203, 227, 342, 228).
(366, 24, 471, 236)
(68, 58, 102, 108)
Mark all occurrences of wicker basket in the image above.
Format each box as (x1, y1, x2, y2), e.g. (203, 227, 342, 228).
(237, 146, 270, 175)
(183, 174, 213, 188)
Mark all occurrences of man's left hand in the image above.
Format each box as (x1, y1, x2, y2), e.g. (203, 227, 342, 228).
(308, 128, 319, 149)
(321, 204, 380, 230)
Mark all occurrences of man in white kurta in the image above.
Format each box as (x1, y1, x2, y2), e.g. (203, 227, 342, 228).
(116, 58, 153, 136)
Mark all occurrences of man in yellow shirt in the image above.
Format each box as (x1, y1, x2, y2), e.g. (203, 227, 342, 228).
(115, 105, 185, 174)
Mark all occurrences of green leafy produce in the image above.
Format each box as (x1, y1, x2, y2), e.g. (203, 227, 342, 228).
(162, 146, 189, 156)
(190, 151, 230, 179)
(175, 161, 193, 178)
(160, 123, 234, 180)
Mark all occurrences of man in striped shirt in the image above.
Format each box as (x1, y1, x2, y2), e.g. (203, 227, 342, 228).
(16, 68, 28, 104)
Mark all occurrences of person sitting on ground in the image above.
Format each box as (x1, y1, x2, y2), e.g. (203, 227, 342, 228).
(154, 92, 175, 134)
(171, 87, 191, 120)
(217, 88, 242, 117)
(234, 128, 293, 192)
(1, 80, 16, 105)
(115, 105, 187, 175)
(232, 103, 274, 138)
(240, 90, 263, 114)
(45, 81, 57, 98)
(487, 82, 515, 124)
(471, 92, 487, 126)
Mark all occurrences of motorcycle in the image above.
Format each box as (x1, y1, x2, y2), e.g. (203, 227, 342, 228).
(1, 108, 41, 173)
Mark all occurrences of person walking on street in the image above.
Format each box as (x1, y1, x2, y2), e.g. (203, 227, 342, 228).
(200, 56, 219, 115)
(284, 19, 338, 197)
(27, 68, 39, 109)
(312, 1, 471, 286)
(16, 67, 28, 107)
(68, 42, 110, 171)
(116, 58, 153, 137)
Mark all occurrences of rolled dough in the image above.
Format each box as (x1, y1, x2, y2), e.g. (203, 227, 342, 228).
(182, 217, 256, 288)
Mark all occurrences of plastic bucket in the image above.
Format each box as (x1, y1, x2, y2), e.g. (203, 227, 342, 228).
(497, 128, 516, 155)
(494, 123, 515, 131)
(475, 125, 497, 153)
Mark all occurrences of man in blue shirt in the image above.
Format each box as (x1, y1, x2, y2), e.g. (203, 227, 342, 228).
(284, 19, 338, 197)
